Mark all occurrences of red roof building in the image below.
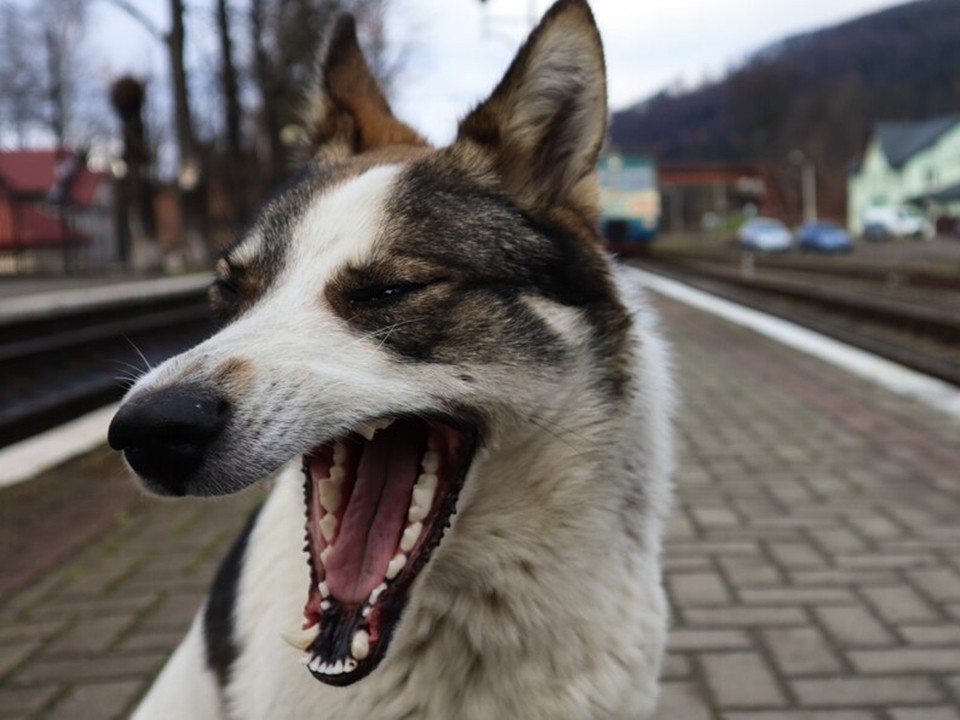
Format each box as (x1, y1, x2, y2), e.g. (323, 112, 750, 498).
(0, 150, 107, 250)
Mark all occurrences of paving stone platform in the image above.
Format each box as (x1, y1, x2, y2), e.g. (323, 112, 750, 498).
(2, 292, 960, 719)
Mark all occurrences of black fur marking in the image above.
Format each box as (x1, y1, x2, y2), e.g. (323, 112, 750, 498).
(204, 504, 263, 687)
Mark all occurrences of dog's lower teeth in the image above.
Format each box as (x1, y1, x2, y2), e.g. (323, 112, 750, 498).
(368, 583, 387, 605)
(318, 580, 330, 598)
(400, 522, 422, 552)
(421, 451, 440, 474)
(352, 630, 370, 660)
(344, 658, 358, 672)
(319, 514, 338, 542)
(320, 599, 332, 611)
(385, 553, 407, 579)
(318, 480, 342, 512)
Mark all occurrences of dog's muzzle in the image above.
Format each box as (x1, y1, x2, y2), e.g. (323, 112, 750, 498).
(108, 385, 230, 496)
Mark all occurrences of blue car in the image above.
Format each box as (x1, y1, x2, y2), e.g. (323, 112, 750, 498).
(795, 221, 853, 253)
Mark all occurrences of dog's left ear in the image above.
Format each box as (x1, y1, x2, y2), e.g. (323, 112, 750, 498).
(304, 14, 427, 159)
(456, 0, 607, 213)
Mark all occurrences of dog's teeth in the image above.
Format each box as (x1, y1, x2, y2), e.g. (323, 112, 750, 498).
(333, 442, 348, 466)
(308, 656, 322, 672)
(319, 514, 338, 543)
(421, 451, 440, 474)
(300, 654, 313, 665)
(356, 423, 377, 441)
(320, 599, 332, 611)
(368, 582, 387, 606)
(330, 466, 346, 483)
(412, 484, 435, 512)
(319, 480, 342, 513)
(351, 630, 370, 660)
(385, 553, 407, 580)
(281, 624, 320, 652)
(318, 580, 330, 598)
(417, 473, 438, 493)
(330, 659, 344, 675)
(344, 658, 358, 672)
(320, 546, 332, 565)
(400, 522, 422, 552)
(408, 504, 428, 523)
(362, 605, 372, 618)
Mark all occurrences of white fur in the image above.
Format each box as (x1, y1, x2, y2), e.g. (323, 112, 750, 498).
(129, 253, 674, 719)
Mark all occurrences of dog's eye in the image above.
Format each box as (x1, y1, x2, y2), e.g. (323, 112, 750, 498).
(212, 278, 239, 304)
(348, 282, 426, 305)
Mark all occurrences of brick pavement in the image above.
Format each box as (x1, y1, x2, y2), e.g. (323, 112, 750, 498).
(1, 293, 959, 718)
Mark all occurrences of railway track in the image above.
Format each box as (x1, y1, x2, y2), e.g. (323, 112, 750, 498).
(633, 256, 960, 387)
(0, 277, 213, 449)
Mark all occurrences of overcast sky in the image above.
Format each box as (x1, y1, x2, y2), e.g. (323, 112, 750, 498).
(88, 0, 909, 145)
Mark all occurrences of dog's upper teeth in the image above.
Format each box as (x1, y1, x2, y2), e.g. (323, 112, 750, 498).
(282, 624, 320, 652)
(333, 442, 348, 466)
(356, 418, 395, 441)
(351, 630, 370, 660)
(385, 553, 407, 580)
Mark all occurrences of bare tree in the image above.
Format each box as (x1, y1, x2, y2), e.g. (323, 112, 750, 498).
(37, 0, 87, 149)
(0, 5, 46, 145)
(247, 0, 404, 191)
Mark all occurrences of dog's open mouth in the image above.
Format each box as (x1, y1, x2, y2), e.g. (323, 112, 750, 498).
(286, 415, 477, 685)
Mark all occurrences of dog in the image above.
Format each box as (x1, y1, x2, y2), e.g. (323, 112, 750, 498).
(108, 1, 674, 717)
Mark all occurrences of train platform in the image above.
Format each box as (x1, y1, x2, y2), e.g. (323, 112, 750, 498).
(1, 275, 960, 718)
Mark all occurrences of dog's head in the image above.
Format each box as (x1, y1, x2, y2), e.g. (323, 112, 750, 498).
(110, 0, 627, 686)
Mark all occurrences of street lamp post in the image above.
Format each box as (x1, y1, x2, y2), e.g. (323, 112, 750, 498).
(789, 150, 817, 224)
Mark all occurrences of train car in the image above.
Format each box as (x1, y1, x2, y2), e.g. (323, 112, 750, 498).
(597, 153, 661, 246)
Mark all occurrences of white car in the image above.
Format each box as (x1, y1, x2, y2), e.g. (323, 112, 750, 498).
(737, 217, 792, 252)
(862, 206, 935, 240)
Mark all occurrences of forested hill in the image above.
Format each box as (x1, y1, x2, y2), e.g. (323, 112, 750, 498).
(609, 0, 960, 217)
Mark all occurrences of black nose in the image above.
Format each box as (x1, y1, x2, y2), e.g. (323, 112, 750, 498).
(108, 385, 229, 495)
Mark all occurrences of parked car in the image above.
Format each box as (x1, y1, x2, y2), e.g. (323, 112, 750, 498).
(795, 221, 853, 253)
(861, 205, 935, 240)
(737, 217, 792, 252)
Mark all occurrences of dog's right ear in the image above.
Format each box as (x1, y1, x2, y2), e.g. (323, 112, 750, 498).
(303, 15, 427, 160)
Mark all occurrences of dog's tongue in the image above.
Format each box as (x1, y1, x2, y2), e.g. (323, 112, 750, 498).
(324, 423, 424, 604)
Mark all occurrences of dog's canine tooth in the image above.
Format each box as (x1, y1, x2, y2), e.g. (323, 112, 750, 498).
(319, 514, 338, 543)
(356, 423, 377, 441)
(400, 522, 422, 552)
(385, 553, 407, 580)
(282, 624, 320, 651)
(351, 630, 370, 660)
(421, 451, 440, 474)
(318, 480, 342, 512)
(344, 658, 358, 672)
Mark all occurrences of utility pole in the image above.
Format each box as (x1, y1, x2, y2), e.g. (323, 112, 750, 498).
(789, 149, 817, 223)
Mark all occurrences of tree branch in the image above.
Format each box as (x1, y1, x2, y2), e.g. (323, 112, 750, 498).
(101, 0, 166, 44)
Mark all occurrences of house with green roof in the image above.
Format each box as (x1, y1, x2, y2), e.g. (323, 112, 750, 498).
(847, 113, 960, 234)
